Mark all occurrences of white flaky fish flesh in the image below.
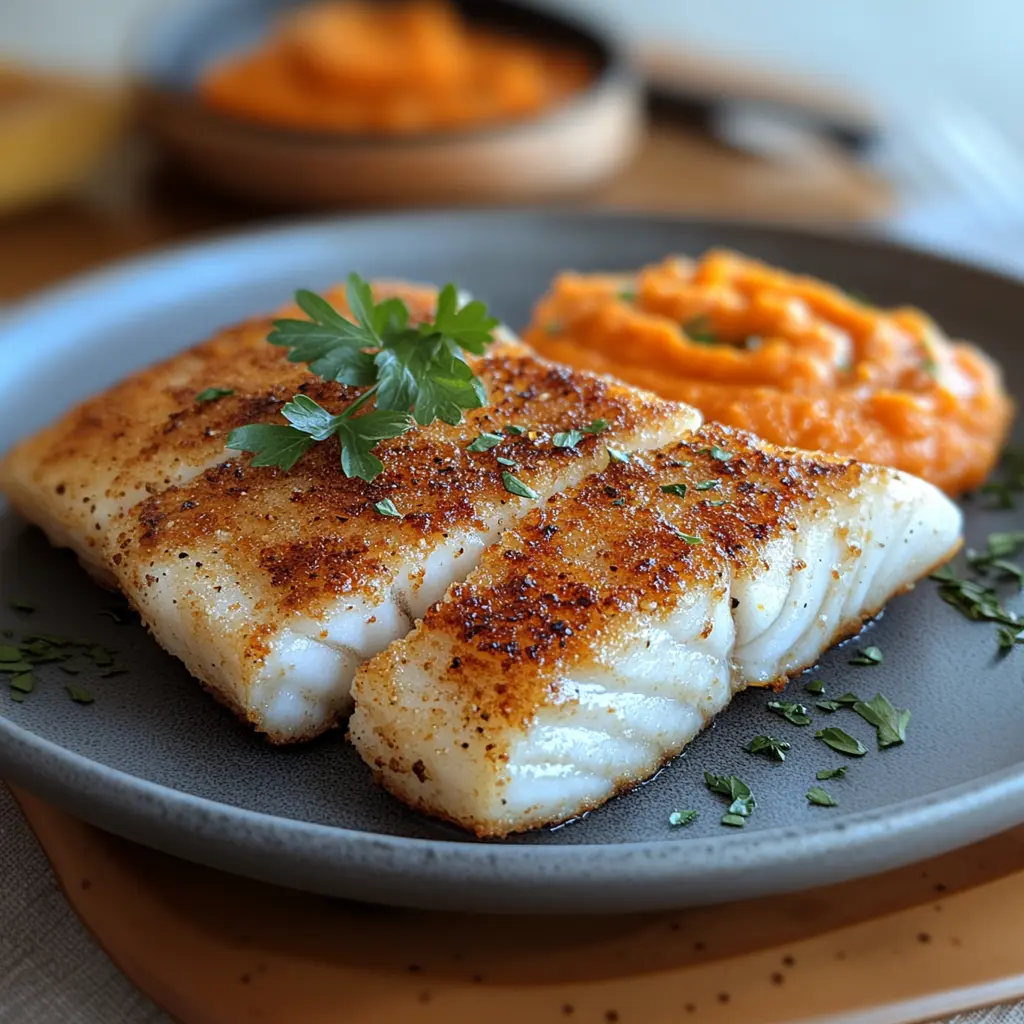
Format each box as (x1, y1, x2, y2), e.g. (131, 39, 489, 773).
(0, 284, 698, 742)
(349, 424, 962, 836)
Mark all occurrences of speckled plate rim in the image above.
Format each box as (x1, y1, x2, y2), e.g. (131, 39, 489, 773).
(1, 210, 1024, 914)
(3, 703, 1024, 913)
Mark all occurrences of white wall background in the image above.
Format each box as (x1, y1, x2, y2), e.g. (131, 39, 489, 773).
(1, 0, 1021, 140)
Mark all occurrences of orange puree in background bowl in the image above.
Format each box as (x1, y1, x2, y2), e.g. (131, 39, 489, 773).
(524, 251, 1014, 496)
(199, 0, 594, 135)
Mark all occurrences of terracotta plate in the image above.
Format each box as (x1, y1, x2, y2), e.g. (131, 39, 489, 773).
(0, 211, 1020, 913)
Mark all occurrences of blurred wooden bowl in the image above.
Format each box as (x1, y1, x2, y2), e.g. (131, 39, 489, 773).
(132, 0, 643, 208)
(0, 64, 127, 216)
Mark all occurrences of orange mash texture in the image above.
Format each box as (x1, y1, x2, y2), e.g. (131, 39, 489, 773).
(199, 0, 593, 135)
(524, 251, 1013, 496)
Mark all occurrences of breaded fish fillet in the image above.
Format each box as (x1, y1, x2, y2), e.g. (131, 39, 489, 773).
(349, 425, 962, 836)
(1, 285, 698, 742)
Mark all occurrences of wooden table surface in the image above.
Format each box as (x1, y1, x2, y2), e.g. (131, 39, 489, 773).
(0, 122, 890, 303)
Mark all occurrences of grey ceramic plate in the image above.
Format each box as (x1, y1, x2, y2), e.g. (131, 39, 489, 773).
(0, 211, 1021, 915)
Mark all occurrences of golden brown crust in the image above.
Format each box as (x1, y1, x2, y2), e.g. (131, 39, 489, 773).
(115, 351, 687, 619)
(422, 423, 859, 732)
(351, 420, 962, 837)
(2, 277, 699, 743)
(0, 283, 443, 549)
(359, 518, 960, 838)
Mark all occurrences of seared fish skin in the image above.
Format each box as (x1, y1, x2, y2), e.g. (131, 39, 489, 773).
(349, 425, 962, 837)
(0, 282, 698, 743)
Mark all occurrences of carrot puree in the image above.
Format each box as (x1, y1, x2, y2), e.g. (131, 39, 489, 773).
(199, 0, 593, 135)
(524, 251, 1013, 496)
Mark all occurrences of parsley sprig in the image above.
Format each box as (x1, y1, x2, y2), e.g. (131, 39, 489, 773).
(227, 275, 498, 482)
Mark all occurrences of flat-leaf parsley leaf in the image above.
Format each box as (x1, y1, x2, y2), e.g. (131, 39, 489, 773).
(228, 275, 498, 482)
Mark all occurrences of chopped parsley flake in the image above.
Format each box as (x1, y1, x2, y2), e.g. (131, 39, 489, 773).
(668, 809, 698, 827)
(815, 727, 867, 757)
(853, 693, 910, 748)
(684, 316, 718, 345)
(502, 472, 538, 499)
(466, 432, 504, 452)
(849, 645, 883, 666)
(9, 672, 34, 694)
(704, 771, 755, 826)
(373, 498, 402, 518)
(767, 699, 811, 726)
(195, 387, 234, 403)
(981, 481, 1018, 510)
(998, 625, 1024, 650)
(553, 430, 585, 449)
(744, 734, 791, 762)
(807, 786, 838, 807)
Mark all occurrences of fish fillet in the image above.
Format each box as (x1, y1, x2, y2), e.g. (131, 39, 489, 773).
(1, 284, 699, 742)
(349, 424, 962, 836)
(0, 283, 442, 587)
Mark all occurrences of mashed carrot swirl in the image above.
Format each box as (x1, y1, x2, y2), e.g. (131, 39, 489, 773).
(524, 251, 1013, 496)
(199, 0, 593, 135)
